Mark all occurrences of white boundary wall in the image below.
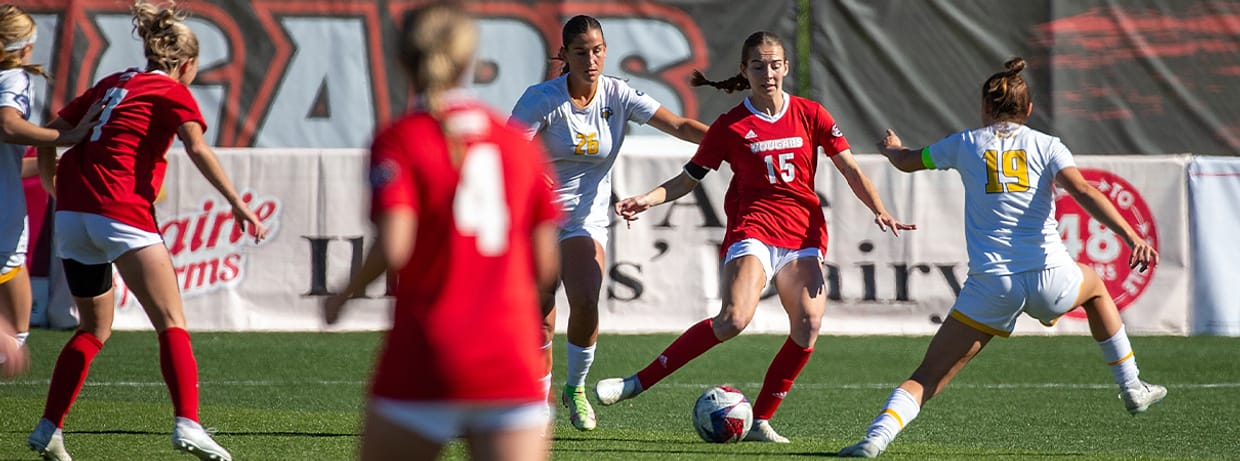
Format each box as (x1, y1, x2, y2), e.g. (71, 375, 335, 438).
(83, 138, 1223, 335)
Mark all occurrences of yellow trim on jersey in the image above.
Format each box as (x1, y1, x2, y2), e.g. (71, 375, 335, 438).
(949, 310, 1011, 338)
(1107, 351, 1134, 366)
(0, 265, 22, 285)
(883, 409, 905, 429)
(921, 146, 936, 169)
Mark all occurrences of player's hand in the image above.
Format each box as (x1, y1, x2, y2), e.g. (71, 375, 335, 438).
(615, 195, 654, 228)
(1127, 237, 1159, 272)
(232, 205, 269, 243)
(874, 212, 917, 237)
(61, 102, 106, 144)
(877, 128, 903, 150)
(323, 293, 349, 325)
(0, 334, 28, 379)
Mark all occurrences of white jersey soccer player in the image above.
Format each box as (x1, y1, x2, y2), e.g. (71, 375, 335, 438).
(922, 121, 1077, 277)
(0, 68, 33, 282)
(510, 74, 660, 244)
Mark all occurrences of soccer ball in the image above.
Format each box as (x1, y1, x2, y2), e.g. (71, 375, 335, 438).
(692, 385, 753, 443)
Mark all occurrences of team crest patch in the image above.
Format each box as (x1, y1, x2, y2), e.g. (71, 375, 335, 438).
(830, 124, 843, 137)
(602, 107, 613, 120)
(369, 159, 399, 188)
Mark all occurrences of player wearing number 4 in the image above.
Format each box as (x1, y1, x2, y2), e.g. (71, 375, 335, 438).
(838, 58, 1164, 458)
(508, 15, 709, 432)
(597, 31, 914, 443)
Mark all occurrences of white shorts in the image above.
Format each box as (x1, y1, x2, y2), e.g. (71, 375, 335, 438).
(723, 238, 822, 284)
(1, 216, 28, 274)
(369, 398, 548, 444)
(55, 211, 164, 265)
(949, 264, 1085, 337)
(558, 222, 608, 247)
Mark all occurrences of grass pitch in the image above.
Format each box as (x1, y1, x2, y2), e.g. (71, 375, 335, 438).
(1, 330, 1236, 460)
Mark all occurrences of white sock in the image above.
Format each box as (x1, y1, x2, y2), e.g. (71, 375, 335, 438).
(864, 388, 921, 449)
(540, 340, 553, 403)
(1097, 325, 1140, 387)
(565, 342, 595, 388)
(14, 331, 28, 347)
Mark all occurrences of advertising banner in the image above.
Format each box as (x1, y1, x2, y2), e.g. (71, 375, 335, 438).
(1188, 157, 1240, 335)
(21, 0, 794, 147)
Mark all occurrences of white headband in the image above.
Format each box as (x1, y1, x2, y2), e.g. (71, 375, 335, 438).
(4, 30, 36, 52)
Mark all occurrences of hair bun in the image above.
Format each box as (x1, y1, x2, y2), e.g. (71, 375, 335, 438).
(1004, 57, 1026, 76)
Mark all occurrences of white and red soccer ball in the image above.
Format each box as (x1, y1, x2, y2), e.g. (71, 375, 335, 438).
(692, 385, 753, 443)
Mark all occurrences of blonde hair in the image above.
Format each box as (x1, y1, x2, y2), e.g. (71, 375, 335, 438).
(0, 4, 48, 78)
(131, 0, 198, 73)
(397, 2, 476, 115)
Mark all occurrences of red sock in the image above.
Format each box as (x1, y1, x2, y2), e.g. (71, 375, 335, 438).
(159, 327, 200, 422)
(752, 337, 813, 421)
(635, 319, 721, 389)
(43, 331, 104, 427)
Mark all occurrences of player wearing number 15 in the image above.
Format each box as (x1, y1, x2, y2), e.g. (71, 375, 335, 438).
(599, 31, 914, 443)
(838, 58, 1164, 458)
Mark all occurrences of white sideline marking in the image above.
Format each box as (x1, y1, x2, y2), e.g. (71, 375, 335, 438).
(1, 380, 1238, 389)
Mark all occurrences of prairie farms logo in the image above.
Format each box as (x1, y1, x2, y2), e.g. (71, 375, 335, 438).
(114, 191, 281, 308)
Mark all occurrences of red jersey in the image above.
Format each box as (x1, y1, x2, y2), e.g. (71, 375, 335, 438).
(368, 96, 559, 403)
(55, 69, 205, 232)
(691, 94, 850, 255)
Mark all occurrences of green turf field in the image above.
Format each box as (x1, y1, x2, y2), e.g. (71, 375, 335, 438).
(2, 330, 1237, 460)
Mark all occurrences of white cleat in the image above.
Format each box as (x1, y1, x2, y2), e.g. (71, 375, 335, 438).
(28, 418, 72, 461)
(172, 418, 233, 461)
(1120, 380, 1167, 415)
(839, 438, 886, 458)
(594, 377, 640, 406)
(742, 419, 790, 443)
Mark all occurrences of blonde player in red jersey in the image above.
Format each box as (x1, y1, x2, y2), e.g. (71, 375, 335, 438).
(596, 31, 915, 443)
(838, 58, 1163, 459)
(29, 2, 267, 460)
(322, 4, 560, 461)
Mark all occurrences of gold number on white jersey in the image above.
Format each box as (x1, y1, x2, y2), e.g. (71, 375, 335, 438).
(574, 133, 600, 155)
(453, 143, 510, 256)
(983, 149, 1030, 193)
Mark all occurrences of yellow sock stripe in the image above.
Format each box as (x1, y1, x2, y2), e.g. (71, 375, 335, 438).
(1107, 351, 1134, 366)
(0, 265, 22, 285)
(949, 310, 1011, 338)
(883, 409, 905, 429)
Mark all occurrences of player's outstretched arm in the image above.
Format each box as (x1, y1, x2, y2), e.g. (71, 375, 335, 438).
(647, 107, 709, 144)
(615, 170, 700, 225)
(1055, 167, 1158, 271)
(876, 129, 927, 173)
(179, 121, 268, 242)
(831, 149, 917, 236)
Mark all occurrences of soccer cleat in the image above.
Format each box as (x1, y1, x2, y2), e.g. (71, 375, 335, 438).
(172, 417, 233, 461)
(562, 385, 598, 431)
(595, 376, 641, 406)
(839, 438, 886, 458)
(742, 419, 790, 443)
(28, 418, 72, 461)
(1120, 380, 1167, 415)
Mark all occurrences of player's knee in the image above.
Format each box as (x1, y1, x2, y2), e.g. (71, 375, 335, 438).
(714, 311, 751, 340)
(62, 259, 113, 298)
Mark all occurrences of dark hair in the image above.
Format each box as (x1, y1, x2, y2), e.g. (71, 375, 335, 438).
(0, 4, 48, 78)
(131, 0, 199, 73)
(690, 31, 784, 93)
(982, 57, 1031, 124)
(557, 15, 603, 75)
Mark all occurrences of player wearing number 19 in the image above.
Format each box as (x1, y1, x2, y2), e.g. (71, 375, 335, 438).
(838, 57, 1164, 458)
(599, 31, 914, 443)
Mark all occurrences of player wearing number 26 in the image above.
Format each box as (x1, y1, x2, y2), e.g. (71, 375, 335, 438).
(600, 31, 914, 444)
(838, 58, 1164, 459)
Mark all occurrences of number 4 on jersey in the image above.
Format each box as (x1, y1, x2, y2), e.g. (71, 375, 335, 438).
(453, 144, 510, 256)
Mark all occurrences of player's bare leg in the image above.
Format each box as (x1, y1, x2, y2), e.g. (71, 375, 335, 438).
(558, 236, 602, 431)
(1075, 263, 1165, 414)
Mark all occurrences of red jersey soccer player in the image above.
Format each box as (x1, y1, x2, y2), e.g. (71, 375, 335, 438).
(323, 4, 560, 461)
(597, 31, 915, 443)
(29, 2, 266, 460)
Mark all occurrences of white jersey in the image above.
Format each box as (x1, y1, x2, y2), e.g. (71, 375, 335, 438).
(0, 68, 32, 258)
(509, 75, 660, 234)
(924, 122, 1076, 275)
